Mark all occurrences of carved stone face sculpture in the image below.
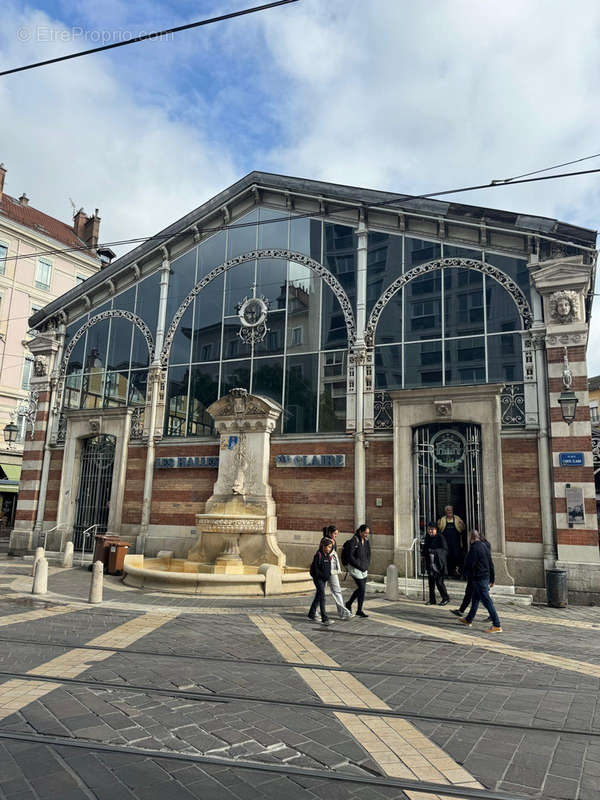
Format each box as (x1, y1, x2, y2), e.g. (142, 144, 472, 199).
(557, 297, 572, 318)
(550, 290, 578, 324)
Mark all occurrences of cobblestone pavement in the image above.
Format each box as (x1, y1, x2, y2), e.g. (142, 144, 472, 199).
(0, 557, 599, 799)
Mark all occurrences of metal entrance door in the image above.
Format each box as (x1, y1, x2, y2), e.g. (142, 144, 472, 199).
(73, 435, 115, 550)
(413, 423, 483, 575)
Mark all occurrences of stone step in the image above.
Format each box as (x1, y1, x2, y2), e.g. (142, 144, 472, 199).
(367, 578, 534, 606)
(22, 551, 93, 566)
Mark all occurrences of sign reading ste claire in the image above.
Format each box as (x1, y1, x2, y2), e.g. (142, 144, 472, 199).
(275, 454, 346, 468)
(558, 452, 585, 467)
(155, 456, 219, 469)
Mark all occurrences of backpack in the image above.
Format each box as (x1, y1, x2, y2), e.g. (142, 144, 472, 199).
(341, 537, 354, 568)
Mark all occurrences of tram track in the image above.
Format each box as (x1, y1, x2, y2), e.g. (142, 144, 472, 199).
(1, 668, 599, 740)
(0, 634, 597, 695)
(0, 728, 527, 800)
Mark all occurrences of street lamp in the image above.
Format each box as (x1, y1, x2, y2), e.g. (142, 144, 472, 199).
(558, 347, 579, 425)
(3, 421, 18, 443)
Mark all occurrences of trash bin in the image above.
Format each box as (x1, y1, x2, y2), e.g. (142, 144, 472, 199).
(93, 535, 120, 570)
(546, 568, 568, 608)
(108, 542, 129, 576)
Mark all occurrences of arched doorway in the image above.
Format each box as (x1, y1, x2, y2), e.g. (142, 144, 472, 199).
(73, 434, 116, 549)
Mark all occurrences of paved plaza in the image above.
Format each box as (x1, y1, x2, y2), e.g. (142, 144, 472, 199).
(0, 558, 599, 799)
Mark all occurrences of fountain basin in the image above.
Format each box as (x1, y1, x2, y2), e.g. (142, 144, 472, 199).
(122, 554, 313, 596)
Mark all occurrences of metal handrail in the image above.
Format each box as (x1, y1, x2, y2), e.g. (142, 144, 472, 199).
(80, 524, 99, 566)
(37, 525, 58, 551)
(396, 537, 419, 597)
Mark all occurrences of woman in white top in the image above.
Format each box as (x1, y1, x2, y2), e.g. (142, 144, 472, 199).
(323, 525, 353, 619)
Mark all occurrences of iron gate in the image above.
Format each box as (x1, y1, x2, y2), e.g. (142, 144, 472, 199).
(413, 423, 483, 575)
(73, 435, 115, 550)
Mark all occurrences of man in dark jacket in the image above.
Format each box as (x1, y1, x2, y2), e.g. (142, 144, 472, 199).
(344, 524, 371, 618)
(452, 531, 491, 617)
(423, 522, 449, 605)
(459, 530, 502, 632)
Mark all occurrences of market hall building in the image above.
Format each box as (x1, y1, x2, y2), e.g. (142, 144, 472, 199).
(10, 172, 600, 597)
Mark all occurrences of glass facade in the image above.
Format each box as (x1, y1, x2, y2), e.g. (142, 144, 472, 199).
(60, 206, 530, 435)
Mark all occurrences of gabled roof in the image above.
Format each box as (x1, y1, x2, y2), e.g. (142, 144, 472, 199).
(30, 170, 598, 329)
(0, 192, 96, 253)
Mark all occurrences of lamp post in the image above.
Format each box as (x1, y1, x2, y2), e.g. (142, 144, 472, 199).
(3, 421, 18, 444)
(558, 347, 578, 425)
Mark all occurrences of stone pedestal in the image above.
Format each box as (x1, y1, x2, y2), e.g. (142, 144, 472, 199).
(189, 389, 286, 569)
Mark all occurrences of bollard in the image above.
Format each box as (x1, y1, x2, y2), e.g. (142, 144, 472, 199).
(62, 541, 74, 568)
(88, 560, 103, 604)
(31, 546, 45, 577)
(385, 564, 399, 601)
(258, 563, 282, 596)
(32, 557, 48, 595)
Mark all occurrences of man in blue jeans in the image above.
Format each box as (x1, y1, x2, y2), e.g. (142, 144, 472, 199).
(459, 529, 502, 633)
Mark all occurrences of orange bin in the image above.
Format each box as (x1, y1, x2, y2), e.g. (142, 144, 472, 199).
(108, 542, 129, 575)
(92, 534, 120, 569)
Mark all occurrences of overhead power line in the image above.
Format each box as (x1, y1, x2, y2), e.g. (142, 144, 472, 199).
(0, 0, 300, 77)
(494, 151, 600, 183)
(2, 163, 599, 268)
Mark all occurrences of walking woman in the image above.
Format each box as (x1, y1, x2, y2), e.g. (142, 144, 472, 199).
(423, 521, 450, 605)
(323, 525, 353, 619)
(308, 537, 333, 625)
(344, 524, 371, 618)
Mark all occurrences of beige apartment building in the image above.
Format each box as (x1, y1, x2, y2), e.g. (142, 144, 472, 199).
(0, 162, 108, 532)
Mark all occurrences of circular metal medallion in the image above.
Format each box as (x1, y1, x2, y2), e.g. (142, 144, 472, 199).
(431, 429, 466, 470)
(238, 296, 268, 328)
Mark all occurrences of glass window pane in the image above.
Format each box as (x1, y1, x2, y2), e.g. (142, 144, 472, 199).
(367, 232, 402, 314)
(221, 359, 251, 395)
(319, 351, 346, 432)
(484, 251, 530, 300)
(167, 247, 197, 322)
(84, 318, 109, 372)
(252, 357, 283, 406)
(405, 340, 443, 388)
(128, 370, 147, 405)
(287, 262, 321, 353)
(445, 336, 486, 386)
(64, 373, 82, 408)
(169, 304, 193, 365)
(107, 317, 134, 371)
(65, 322, 86, 375)
(376, 295, 403, 345)
(485, 277, 522, 333)
(375, 345, 402, 390)
(192, 274, 224, 362)
(324, 222, 356, 308)
(405, 273, 442, 341)
(284, 354, 317, 433)
(444, 268, 484, 338)
(225, 261, 255, 316)
(188, 363, 219, 436)
(443, 244, 482, 260)
(131, 328, 151, 369)
(256, 258, 286, 308)
(198, 230, 226, 278)
(487, 333, 523, 383)
(254, 312, 285, 356)
(405, 238, 441, 270)
(258, 207, 288, 249)
(222, 318, 251, 360)
(321, 284, 347, 350)
(103, 371, 128, 407)
(112, 286, 136, 313)
(135, 271, 161, 335)
(164, 365, 189, 437)
(81, 372, 105, 409)
(290, 217, 321, 260)
(227, 209, 258, 258)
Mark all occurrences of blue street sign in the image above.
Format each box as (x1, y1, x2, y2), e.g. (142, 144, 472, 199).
(559, 452, 585, 467)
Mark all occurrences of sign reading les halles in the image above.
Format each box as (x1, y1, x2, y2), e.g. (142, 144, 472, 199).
(156, 456, 219, 469)
(275, 454, 346, 468)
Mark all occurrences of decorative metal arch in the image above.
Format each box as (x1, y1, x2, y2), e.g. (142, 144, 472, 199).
(365, 257, 533, 346)
(160, 248, 357, 367)
(59, 310, 155, 380)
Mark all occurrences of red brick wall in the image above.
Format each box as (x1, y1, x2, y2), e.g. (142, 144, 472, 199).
(150, 442, 218, 527)
(122, 446, 146, 526)
(270, 440, 354, 534)
(43, 450, 64, 522)
(501, 436, 543, 543)
(365, 439, 393, 536)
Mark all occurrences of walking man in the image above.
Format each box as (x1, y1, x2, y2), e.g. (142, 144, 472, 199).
(459, 530, 502, 633)
(438, 505, 465, 578)
(452, 530, 492, 618)
(423, 521, 450, 606)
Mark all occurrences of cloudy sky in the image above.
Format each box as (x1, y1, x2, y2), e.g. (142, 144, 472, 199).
(1, 0, 600, 368)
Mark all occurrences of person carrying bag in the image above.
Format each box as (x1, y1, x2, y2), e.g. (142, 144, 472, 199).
(342, 524, 371, 618)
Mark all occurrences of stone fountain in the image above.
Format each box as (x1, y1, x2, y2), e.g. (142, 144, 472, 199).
(123, 389, 312, 596)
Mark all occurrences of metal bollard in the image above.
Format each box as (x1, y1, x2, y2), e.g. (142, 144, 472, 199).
(385, 564, 399, 601)
(88, 560, 103, 604)
(32, 557, 48, 595)
(31, 546, 45, 577)
(62, 541, 74, 568)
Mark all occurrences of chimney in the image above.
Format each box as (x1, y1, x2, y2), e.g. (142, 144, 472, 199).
(0, 164, 6, 201)
(18, 192, 29, 206)
(73, 207, 101, 249)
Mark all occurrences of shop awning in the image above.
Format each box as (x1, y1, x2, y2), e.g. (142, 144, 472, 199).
(0, 463, 20, 482)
